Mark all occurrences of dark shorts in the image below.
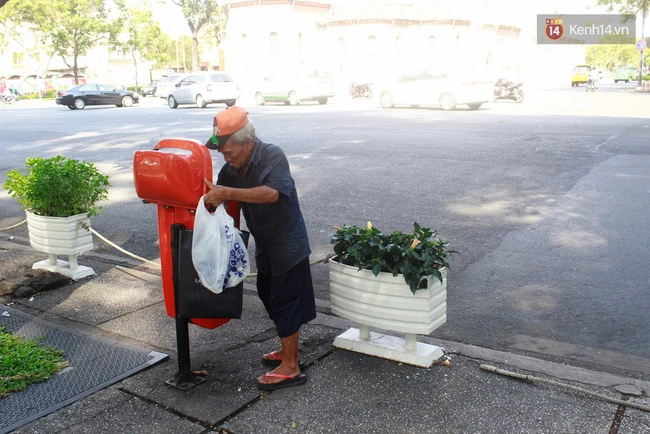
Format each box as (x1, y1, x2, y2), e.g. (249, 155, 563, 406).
(256, 254, 317, 338)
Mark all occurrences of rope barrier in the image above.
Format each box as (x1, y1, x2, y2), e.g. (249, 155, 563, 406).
(0, 219, 26, 231)
(3, 218, 334, 275)
(480, 364, 650, 413)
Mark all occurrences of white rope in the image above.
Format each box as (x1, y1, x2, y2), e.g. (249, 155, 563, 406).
(480, 364, 650, 413)
(6, 218, 333, 274)
(0, 219, 26, 231)
(78, 223, 161, 269)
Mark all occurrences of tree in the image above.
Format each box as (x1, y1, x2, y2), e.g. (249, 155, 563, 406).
(586, 44, 648, 70)
(113, 0, 171, 91)
(171, 0, 220, 71)
(597, 0, 646, 13)
(8, 0, 115, 84)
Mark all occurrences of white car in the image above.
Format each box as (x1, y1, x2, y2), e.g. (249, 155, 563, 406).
(157, 73, 189, 99)
(379, 70, 493, 111)
(167, 72, 239, 108)
(254, 72, 336, 106)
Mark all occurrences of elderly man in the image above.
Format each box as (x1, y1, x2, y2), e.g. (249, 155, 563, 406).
(203, 106, 316, 391)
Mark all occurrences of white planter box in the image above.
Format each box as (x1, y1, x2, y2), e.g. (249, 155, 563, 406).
(26, 210, 95, 280)
(329, 259, 447, 367)
(26, 211, 94, 255)
(329, 260, 447, 335)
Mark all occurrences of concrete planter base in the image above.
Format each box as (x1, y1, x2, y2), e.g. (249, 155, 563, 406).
(333, 327, 444, 368)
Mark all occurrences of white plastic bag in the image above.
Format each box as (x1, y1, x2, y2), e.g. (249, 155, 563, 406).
(192, 196, 249, 294)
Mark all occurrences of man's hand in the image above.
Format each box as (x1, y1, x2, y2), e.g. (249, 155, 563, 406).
(204, 178, 232, 207)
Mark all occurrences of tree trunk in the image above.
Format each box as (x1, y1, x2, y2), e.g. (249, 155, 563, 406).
(132, 51, 139, 93)
(192, 31, 199, 72)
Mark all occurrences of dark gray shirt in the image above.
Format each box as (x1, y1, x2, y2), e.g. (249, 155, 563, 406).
(217, 138, 311, 275)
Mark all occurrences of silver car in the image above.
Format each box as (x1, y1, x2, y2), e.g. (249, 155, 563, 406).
(167, 72, 239, 109)
(157, 73, 188, 99)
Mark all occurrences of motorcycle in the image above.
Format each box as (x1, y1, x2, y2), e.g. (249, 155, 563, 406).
(585, 78, 597, 92)
(349, 81, 373, 99)
(493, 79, 524, 103)
(1, 93, 17, 105)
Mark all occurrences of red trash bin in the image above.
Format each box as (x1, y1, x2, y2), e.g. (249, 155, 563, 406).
(133, 138, 240, 329)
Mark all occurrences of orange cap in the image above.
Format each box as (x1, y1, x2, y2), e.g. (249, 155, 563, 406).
(206, 106, 249, 149)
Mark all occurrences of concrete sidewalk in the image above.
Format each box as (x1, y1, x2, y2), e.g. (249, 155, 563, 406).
(1, 237, 649, 433)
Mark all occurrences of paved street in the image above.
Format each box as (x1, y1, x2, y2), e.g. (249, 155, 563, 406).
(1, 81, 649, 382)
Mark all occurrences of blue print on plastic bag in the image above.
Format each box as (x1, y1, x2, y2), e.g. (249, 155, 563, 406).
(223, 224, 249, 289)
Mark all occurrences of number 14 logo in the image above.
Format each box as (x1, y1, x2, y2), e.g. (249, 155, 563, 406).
(545, 18, 564, 41)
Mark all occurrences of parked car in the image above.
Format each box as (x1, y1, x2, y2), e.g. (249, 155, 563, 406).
(157, 73, 189, 99)
(140, 81, 158, 97)
(167, 72, 239, 108)
(254, 71, 336, 106)
(613, 67, 634, 83)
(377, 69, 492, 111)
(55, 83, 139, 110)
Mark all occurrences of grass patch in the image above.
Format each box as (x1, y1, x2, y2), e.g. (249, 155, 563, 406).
(0, 326, 68, 398)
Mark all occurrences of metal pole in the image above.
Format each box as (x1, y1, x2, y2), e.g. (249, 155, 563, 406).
(640, 0, 647, 88)
(175, 40, 180, 73)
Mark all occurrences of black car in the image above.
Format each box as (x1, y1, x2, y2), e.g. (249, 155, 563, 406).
(140, 81, 157, 97)
(55, 83, 140, 110)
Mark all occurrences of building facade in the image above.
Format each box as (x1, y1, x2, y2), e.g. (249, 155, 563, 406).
(221, 0, 529, 95)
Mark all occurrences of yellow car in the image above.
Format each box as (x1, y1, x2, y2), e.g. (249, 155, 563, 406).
(571, 65, 593, 87)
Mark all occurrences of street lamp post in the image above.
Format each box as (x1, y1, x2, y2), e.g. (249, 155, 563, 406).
(639, 0, 648, 88)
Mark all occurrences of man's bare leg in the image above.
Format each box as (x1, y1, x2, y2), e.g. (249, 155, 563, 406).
(258, 331, 301, 384)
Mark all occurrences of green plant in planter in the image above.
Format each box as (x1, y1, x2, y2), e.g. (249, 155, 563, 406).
(3, 156, 111, 218)
(331, 222, 456, 294)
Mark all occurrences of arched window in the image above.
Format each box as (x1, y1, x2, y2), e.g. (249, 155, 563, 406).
(368, 35, 376, 59)
(270, 32, 279, 57)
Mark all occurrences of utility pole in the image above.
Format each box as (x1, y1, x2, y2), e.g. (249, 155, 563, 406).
(640, 0, 647, 88)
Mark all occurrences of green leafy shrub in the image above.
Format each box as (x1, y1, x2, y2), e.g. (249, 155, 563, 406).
(3, 156, 111, 217)
(331, 222, 456, 294)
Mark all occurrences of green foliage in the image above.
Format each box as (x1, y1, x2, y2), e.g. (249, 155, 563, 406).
(597, 0, 647, 13)
(331, 222, 456, 294)
(0, 326, 68, 398)
(586, 43, 649, 71)
(3, 156, 111, 218)
(113, 0, 172, 87)
(171, 0, 221, 71)
(7, 0, 115, 83)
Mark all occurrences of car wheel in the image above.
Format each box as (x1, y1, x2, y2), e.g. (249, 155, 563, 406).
(468, 102, 482, 110)
(439, 93, 456, 111)
(288, 91, 299, 106)
(571, 82, 575, 87)
(317, 97, 328, 105)
(168, 95, 178, 109)
(122, 96, 134, 107)
(73, 97, 86, 110)
(255, 93, 265, 106)
(225, 99, 236, 107)
(196, 94, 206, 108)
(380, 92, 394, 108)
(68, 105, 76, 110)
